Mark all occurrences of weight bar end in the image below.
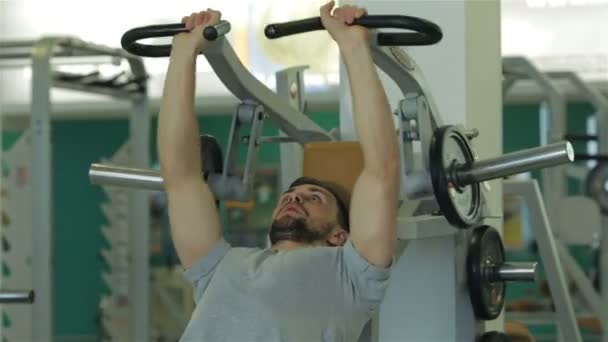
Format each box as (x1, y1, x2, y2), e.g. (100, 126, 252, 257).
(264, 25, 278, 39)
(27, 290, 35, 303)
(492, 262, 538, 283)
(566, 141, 574, 162)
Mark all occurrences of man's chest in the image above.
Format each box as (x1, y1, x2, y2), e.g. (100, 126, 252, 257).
(207, 252, 346, 312)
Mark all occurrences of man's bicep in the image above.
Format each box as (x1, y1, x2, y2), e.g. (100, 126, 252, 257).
(166, 177, 223, 268)
(348, 168, 399, 268)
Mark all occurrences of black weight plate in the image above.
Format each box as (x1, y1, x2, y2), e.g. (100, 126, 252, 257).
(467, 225, 505, 320)
(585, 162, 608, 214)
(430, 125, 481, 228)
(477, 331, 510, 342)
(200, 134, 224, 180)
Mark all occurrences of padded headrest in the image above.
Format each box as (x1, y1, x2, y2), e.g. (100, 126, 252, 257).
(302, 142, 364, 202)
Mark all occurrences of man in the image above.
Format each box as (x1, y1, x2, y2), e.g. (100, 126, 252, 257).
(157, 1, 400, 340)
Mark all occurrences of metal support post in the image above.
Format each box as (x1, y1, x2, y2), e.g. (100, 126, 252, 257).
(30, 38, 56, 342)
(129, 97, 150, 342)
(503, 179, 582, 342)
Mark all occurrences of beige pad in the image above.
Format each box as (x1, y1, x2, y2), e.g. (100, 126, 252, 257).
(302, 142, 364, 197)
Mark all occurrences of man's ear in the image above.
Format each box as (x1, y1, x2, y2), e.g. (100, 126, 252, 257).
(327, 227, 348, 246)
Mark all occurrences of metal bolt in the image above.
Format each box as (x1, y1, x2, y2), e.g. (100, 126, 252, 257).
(465, 129, 480, 140)
(290, 82, 298, 99)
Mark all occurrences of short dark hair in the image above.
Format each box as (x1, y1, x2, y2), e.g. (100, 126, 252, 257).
(288, 176, 350, 232)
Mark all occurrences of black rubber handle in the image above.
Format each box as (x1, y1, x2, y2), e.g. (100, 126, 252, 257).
(264, 15, 442, 46)
(121, 21, 230, 57)
(575, 153, 608, 161)
(565, 134, 598, 142)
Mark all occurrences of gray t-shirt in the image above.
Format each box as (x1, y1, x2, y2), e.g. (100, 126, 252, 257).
(179, 238, 392, 342)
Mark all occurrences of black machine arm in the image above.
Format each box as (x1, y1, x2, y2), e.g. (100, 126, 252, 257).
(120, 21, 231, 57)
(120, 15, 442, 58)
(264, 15, 443, 46)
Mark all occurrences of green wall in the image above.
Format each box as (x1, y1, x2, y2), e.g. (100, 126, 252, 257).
(503, 102, 595, 194)
(0, 101, 598, 338)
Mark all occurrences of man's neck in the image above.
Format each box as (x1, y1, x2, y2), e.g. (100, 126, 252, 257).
(271, 240, 322, 252)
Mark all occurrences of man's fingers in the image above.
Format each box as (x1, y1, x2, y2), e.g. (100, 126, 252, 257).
(356, 8, 367, 18)
(320, 0, 335, 19)
(342, 7, 356, 25)
(333, 8, 348, 23)
(186, 12, 197, 30)
(335, 6, 362, 24)
(194, 9, 220, 27)
(208, 9, 222, 24)
(207, 8, 222, 17)
(182, 9, 222, 31)
(195, 11, 206, 26)
(346, 9, 356, 24)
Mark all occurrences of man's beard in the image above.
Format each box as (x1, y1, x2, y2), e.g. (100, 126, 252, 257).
(269, 216, 333, 245)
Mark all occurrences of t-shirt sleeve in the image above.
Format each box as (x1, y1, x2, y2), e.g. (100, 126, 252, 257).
(183, 238, 232, 304)
(340, 239, 392, 313)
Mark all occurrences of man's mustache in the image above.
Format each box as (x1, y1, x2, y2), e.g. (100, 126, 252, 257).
(280, 202, 308, 216)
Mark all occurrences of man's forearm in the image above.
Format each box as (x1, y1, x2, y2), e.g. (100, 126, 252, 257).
(158, 50, 202, 187)
(342, 42, 400, 174)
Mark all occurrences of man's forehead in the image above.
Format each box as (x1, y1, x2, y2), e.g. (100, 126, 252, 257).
(286, 184, 332, 197)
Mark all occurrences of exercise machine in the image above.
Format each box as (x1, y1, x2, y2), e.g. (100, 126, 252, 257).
(551, 71, 608, 304)
(503, 57, 608, 341)
(91, 15, 574, 340)
(0, 37, 149, 341)
(94, 18, 572, 224)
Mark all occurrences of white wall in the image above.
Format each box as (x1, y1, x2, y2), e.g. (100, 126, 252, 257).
(1, 0, 606, 112)
(501, 0, 608, 80)
(0, 0, 338, 108)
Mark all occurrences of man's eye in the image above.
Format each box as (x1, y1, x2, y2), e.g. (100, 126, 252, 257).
(312, 195, 320, 201)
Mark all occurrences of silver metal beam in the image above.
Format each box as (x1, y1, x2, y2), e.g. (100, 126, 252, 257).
(545, 71, 608, 321)
(52, 80, 145, 101)
(90, 164, 162, 191)
(555, 241, 608, 333)
(369, 44, 443, 171)
(456, 141, 573, 185)
(0, 36, 147, 82)
(0, 40, 41, 48)
(1, 37, 143, 64)
(0, 290, 35, 303)
(150, 280, 187, 328)
(129, 97, 150, 342)
(203, 38, 332, 145)
(0, 55, 120, 69)
(502, 56, 568, 243)
(0, 89, 341, 120)
(276, 66, 307, 192)
(504, 179, 582, 342)
(492, 263, 538, 282)
(30, 37, 55, 342)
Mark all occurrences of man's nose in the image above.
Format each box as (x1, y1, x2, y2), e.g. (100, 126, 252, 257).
(288, 192, 303, 204)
